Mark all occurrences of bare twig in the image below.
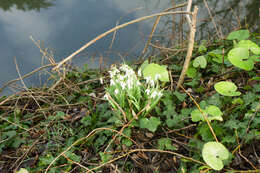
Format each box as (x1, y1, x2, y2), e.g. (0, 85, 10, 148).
(14, 58, 46, 119)
(45, 127, 138, 173)
(203, 0, 223, 39)
(52, 11, 192, 71)
(186, 0, 192, 27)
(140, 2, 188, 59)
(0, 63, 55, 93)
(177, 6, 198, 89)
(86, 148, 205, 173)
(178, 83, 218, 142)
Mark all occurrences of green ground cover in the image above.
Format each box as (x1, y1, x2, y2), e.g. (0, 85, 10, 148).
(0, 30, 259, 173)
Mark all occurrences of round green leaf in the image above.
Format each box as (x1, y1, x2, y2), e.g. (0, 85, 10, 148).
(226, 30, 249, 41)
(228, 47, 254, 71)
(206, 105, 223, 121)
(142, 63, 169, 82)
(238, 40, 260, 55)
(191, 109, 205, 122)
(16, 168, 29, 173)
(191, 105, 223, 122)
(202, 142, 229, 171)
(214, 81, 241, 96)
(193, 56, 207, 69)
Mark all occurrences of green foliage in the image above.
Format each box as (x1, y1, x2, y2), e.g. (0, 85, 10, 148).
(186, 67, 197, 78)
(99, 152, 113, 163)
(202, 142, 229, 171)
(237, 40, 260, 54)
(214, 81, 241, 96)
(15, 168, 29, 173)
(226, 29, 250, 40)
(158, 138, 177, 151)
(193, 56, 207, 69)
(1, 29, 259, 172)
(142, 63, 169, 82)
(191, 105, 223, 122)
(105, 64, 167, 121)
(139, 116, 161, 132)
(228, 47, 254, 71)
(227, 39, 260, 71)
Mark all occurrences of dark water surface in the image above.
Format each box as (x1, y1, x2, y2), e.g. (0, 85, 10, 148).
(0, 0, 259, 95)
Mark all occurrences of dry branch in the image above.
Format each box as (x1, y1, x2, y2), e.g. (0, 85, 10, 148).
(52, 11, 192, 71)
(177, 6, 198, 89)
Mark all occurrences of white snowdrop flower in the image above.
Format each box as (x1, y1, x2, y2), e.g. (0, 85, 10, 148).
(137, 81, 141, 86)
(115, 89, 119, 95)
(151, 91, 158, 98)
(120, 82, 126, 90)
(127, 79, 133, 88)
(110, 79, 115, 86)
(155, 74, 161, 80)
(150, 80, 155, 87)
(99, 77, 103, 84)
(138, 69, 142, 77)
(158, 91, 163, 97)
(145, 89, 151, 94)
(120, 64, 129, 72)
(118, 74, 125, 81)
(145, 76, 152, 83)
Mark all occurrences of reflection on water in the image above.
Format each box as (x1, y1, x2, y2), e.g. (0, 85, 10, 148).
(0, 0, 259, 95)
(0, 0, 54, 11)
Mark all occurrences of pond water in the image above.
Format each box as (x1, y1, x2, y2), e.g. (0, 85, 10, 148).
(0, 0, 259, 95)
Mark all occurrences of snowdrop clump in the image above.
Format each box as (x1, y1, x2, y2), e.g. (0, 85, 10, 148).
(104, 64, 163, 121)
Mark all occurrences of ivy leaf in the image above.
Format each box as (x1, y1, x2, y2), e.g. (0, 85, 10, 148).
(80, 116, 92, 127)
(226, 30, 250, 40)
(99, 152, 113, 163)
(173, 91, 187, 102)
(202, 142, 229, 171)
(228, 47, 254, 71)
(65, 151, 81, 163)
(139, 117, 161, 132)
(38, 154, 55, 166)
(237, 40, 260, 55)
(142, 63, 169, 82)
(3, 130, 16, 139)
(193, 56, 207, 69)
(214, 81, 241, 96)
(158, 138, 177, 151)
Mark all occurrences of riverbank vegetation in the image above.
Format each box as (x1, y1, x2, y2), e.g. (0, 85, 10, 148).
(0, 2, 260, 173)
